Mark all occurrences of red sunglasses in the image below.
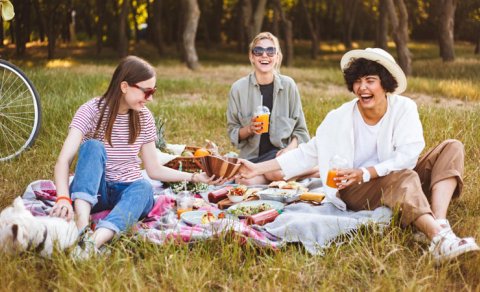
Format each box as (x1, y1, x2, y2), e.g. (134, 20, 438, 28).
(129, 83, 157, 99)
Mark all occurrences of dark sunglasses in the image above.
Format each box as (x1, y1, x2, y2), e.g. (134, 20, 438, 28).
(129, 83, 157, 99)
(252, 46, 277, 57)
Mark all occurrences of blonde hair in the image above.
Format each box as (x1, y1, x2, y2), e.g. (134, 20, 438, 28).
(248, 32, 283, 73)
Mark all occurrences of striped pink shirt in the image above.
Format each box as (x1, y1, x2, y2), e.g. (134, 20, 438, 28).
(70, 98, 157, 182)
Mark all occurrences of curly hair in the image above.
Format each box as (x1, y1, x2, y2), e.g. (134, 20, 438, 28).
(343, 58, 398, 93)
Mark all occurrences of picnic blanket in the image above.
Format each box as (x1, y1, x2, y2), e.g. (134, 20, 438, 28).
(20, 178, 392, 255)
(264, 202, 392, 255)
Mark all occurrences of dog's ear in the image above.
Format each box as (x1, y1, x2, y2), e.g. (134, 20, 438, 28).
(12, 224, 18, 241)
(12, 197, 26, 212)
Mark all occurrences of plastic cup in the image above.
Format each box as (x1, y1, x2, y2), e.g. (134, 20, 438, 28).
(176, 191, 194, 219)
(326, 155, 349, 188)
(254, 105, 270, 134)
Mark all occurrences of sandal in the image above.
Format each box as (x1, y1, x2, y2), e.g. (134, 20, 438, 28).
(429, 229, 480, 264)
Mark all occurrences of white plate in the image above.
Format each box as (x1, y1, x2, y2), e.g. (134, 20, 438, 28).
(257, 188, 298, 202)
(181, 210, 231, 226)
(227, 200, 284, 217)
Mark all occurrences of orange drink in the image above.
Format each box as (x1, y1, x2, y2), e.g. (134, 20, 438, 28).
(255, 113, 270, 134)
(326, 169, 338, 188)
(326, 155, 349, 189)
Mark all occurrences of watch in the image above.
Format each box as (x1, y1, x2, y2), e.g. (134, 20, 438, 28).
(360, 167, 371, 183)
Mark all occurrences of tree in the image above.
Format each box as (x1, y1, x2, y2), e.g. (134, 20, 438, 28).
(182, 0, 201, 70)
(386, 0, 412, 75)
(375, 0, 388, 49)
(300, 0, 319, 59)
(437, 0, 457, 61)
(117, 0, 129, 58)
(342, 0, 360, 49)
(151, 0, 165, 55)
(273, 0, 293, 67)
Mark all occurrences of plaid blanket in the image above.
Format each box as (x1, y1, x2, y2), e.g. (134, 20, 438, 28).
(21, 179, 392, 255)
(21, 180, 283, 250)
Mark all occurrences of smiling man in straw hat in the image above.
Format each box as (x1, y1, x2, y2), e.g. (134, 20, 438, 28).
(238, 48, 479, 264)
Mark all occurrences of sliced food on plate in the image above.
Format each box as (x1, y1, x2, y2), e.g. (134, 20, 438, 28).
(268, 180, 308, 192)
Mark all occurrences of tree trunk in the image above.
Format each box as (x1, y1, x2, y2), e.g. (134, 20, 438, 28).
(182, 0, 201, 70)
(386, 0, 412, 75)
(130, 0, 139, 41)
(437, 0, 457, 62)
(118, 0, 129, 58)
(96, 0, 105, 54)
(300, 0, 318, 59)
(375, 0, 388, 49)
(273, 0, 293, 67)
(240, 0, 252, 52)
(251, 0, 268, 38)
(152, 0, 165, 55)
(342, 0, 359, 50)
(199, 0, 211, 49)
(475, 29, 480, 54)
(33, 0, 46, 42)
(0, 16, 3, 47)
(13, 0, 29, 56)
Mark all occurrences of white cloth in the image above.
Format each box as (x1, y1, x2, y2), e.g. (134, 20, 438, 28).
(277, 94, 424, 181)
(276, 95, 424, 210)
(264, 202, 392, 255)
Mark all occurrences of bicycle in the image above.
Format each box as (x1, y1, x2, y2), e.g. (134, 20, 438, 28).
(0, 1, 42, 161)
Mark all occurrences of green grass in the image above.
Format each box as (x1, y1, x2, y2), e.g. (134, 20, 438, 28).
(1, 41, 480, 290)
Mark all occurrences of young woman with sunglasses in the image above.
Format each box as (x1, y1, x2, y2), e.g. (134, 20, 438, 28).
(51, 56, 224, 258)
(227, 32, 317, 185)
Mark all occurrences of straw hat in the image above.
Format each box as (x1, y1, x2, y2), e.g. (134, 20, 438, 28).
(340, 48, 407, 95)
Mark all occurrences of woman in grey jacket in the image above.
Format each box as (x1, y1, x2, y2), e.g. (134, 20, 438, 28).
(226, 32, 317, 185)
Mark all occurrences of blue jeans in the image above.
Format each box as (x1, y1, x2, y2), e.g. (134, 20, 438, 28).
(70, 140, 154, 233)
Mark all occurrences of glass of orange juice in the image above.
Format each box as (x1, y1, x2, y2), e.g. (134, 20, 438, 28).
(326, 155, 349, 188)
(176, 190, 194, 219)
(254, 105, 270, 134)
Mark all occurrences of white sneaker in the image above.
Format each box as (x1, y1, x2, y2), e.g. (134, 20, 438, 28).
(71, 228, 109, 261)
(413, 219, 453, 244)
(429, 229, 480, 265)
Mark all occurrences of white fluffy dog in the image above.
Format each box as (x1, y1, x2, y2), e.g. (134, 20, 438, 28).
(0, 197, 78, 257)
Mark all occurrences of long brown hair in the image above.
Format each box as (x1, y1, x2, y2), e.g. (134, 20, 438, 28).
(94, 56, 156, 145)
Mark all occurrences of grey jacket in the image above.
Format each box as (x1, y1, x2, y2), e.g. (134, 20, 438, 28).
(227, 72, 310, 160)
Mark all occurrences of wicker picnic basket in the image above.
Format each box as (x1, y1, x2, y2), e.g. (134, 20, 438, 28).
(164, 146, 203, 173)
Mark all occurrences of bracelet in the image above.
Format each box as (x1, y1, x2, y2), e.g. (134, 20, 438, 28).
(56, 196, 72, 205)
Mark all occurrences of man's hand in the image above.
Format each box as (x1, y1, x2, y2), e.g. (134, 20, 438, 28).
(236, 159, 260, 179)
(335, 168, 363, 190)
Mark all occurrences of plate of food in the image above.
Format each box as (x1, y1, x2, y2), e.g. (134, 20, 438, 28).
(268, 180, 308, 192)
(227, 200, 284, 218)
(181, 210, 231, 226)
(257, 188, 299, 202)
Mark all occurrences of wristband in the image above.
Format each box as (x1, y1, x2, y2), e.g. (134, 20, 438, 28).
(56, 196, 72, 205)
(360, 167, 371, 183)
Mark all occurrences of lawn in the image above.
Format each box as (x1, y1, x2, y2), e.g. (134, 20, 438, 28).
(0, 41, 479, 290)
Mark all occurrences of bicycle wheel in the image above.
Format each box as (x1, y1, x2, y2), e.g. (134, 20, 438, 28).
(0, 59, 42, 161)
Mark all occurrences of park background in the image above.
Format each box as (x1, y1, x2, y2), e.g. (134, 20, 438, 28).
(1, 0, 480, 290)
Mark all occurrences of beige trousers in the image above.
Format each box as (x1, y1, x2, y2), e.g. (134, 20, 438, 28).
(339, 139, 464, 226)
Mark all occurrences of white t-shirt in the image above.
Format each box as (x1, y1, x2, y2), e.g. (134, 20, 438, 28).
(353, 104, 381, 168)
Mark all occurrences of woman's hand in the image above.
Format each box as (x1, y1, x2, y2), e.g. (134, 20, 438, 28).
(335, 168, 363, 190)
(195, 172, 231, 186)
(248, 116, 263, 135)
(50, 200, 74, 221)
